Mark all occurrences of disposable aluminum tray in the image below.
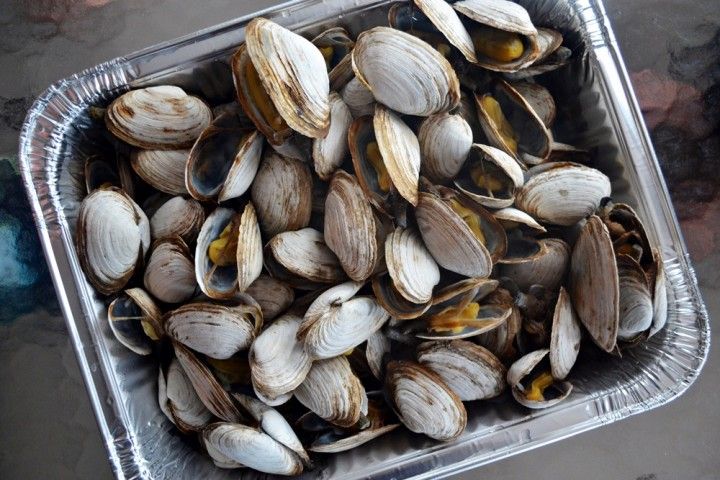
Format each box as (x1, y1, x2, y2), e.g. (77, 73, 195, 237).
(19, 0, 710, 478)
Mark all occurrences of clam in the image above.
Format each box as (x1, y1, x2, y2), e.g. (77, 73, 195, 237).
(507, 349, 573, 409)
(511, 82, 556, 128)
(418, 113, 473, 183)
(298, 281, 390, 360)
(324, 171, 379, 281)
(340, 77, 375, 118)
(498, 237, 570, 292)
(245, 274, 294, 321)
(165, 295, 262, 360)
(143, 237, 197, 304)
(235, 203, 264, 292)
(413, 0, 477, 63)
(205, 356, 252, 389)
(384, 227, 440, 305)
(173, 342, 242, 422)
(549, 287, 582, 380)
(294, 355, 368, 428)
(616, 255, 654, 342)
(250, 314, 312, 406)
(515, 162, 612, 226)
(158, 358, 213, 433)
(313, 93, 352, 181)
(107, 288, 162, 355)
(264, 228, 345, 289)
(203, 433, 245, 469)
(77, 188, 150, 295)
(475, 80, 551, 164)
(475, 287, 522, 361)
(415, 186, 507, 277)
(186, 113, 264, 202)
(130, 149, 189, 195)
(149, 196, 205, 243)
(417, 340, 506, 401)
(84, 154, 134, 195)
(453, 0, 540, 72)
(195, 208, 239, 299)
(505, 28, 570, 80)
(349, 115, 392, 214)
(493, 207, 546, 233)
(454, 144, 524, 208)
(251, 152, 313, 238)
(366, 331, 390, 380)
(352, 26, 460, 116)
(245, 18, 331, 139)
(202, 423, 303, 476)
(569, 215, 619, 352)
(312, 27, 355, 76)
(385, 360, 466, 441)
(105, 86, 212, 149)
(373, 105, 422, 205)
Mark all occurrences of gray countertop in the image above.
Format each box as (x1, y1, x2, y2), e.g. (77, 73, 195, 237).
(0, 1, 717, 479)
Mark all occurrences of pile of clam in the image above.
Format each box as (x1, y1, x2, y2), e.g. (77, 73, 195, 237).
(76, 0, 667, 475)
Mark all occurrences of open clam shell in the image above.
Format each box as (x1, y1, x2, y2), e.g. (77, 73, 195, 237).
(105, 86, 212, 149)
(165, 296, 262, 360)
(159, 358, 213, 433)
(294, 355, 368, 428)
(569, 215, 619, 352)
(414, 0, 477, 63)
(312, 26, 355, 74)
(250, 314, 312, 406)
(385, 227, 440, 304)
(246, 17, 330, 139)
(324, 171, 379, 282)
(195, 208, 239, 299)
(349, 115, 391, 214)
(84, 154, 134, 196)
(245, 274, 294, 321)
(493, 207, 546, 233)
(236, 203, 263, 292)
(313, 93, 352, 181)
(499, 237, 570, 292)
(549, 287, 581, 380)
(366, 331, 390, 380)
(417, 340, 506, 401)
(251, 152, 313, 238)
(511, 81, 556, 128)
(455, 144, 524, 208)
(453, 0, 540, 73)
(131, 149, 189, 195)
(385, 360, 466, 441)
(374, 105, 421, 205)
(418, 113, 473, 184)
(77, 188, 150, 295)
(298, 281, 390, 360)
(340, 77, 375, 118)
(143, 237, 197, 304)
(149, 196, 204, 243)
(202, 423, 303, 476)
(372, 272, 434, 320)
(416, 299, 511, 340)
(650, 255, 668, 339)
(108, 287, 162, 355)
(516, 162, 612, 226)
(507, 349, 573, 409)
(265, 227, 346, 289)
(352, 26, 460, 116)
(476, 288, 522, 361)
(616, 255, 654, 342)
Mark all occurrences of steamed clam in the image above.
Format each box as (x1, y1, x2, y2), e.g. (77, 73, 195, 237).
(108, 287, 162, 355)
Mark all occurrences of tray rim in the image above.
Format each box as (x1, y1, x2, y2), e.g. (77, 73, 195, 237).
(18, 0, 711, 479)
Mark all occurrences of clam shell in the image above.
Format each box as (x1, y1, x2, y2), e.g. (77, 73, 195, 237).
(77, 188, 150, 295)
(308, 423, 400, 453)
(294, 355, 367, 428)
(476, 292, 522, 361)
(352, 26, 460, 116)
(160, 358, 213, 433)
(414, 0, 477, 63)
(108, 287, 162, 355)
(250, 314, 312, 405)
(105, 86, 212, 149)
(340, 77, 375, 118)
(84, 154, 133, 196)
(512, 82, 556, 128)
(313, 93, 352, 181)
(324, 170, 379, 282)
(265, 228, 345, 288)
(617, 255, 654, 342)
(236, 203, 263, 292)
(329, 53, 355, 91)
(195, 208, 238, 299)
(418, 113, 473, 183)
(366, 331, 390, 380)
(374, 105, 421, 205)
(515, 162, 611, 226)
(166, 297, 261, 360)
(417, 340, 506, 401)
(499, 237, 570, 292)
(533, 28, 564, 64)
(173, 342, 242, 422)
(386, 227, 440, 304)
(203, 433, 245, 469)
(549, 287, 581, 380)
(416, 303, 511, 340)
(246, 18, 330, 138)
(455, 144, 524, 208)
(507, 349, 573, 409)
(298, 281, 390, 360)
(218, 131, 264, 202)
(149, 196, 205, 243)
(312, 27, 355, 72)
(245, 274, 294, 321)
(493, 207, 546, 232)
(131, 149, 189, 195)
(650, 254, 668, 338)
(251, 152, 313, 238)
(144, 237, 197, 304)
(372, 272, 433, 320)
(569, 215, 619, 352)
(385, 361, 466, 441)
(348, 115, 390, 214)
(202, 423, 303, 476)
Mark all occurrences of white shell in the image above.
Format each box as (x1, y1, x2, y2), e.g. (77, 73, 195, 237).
(454, 144, 525, 209)
(650, 255, 668, 338)
(385, 227, 440, 304)
(245, 274, 294, 321)
(340, 77, 375, 118)
(250, 314, 312, 405)
(493, 207, 546, 232)
(161, 359, 213, 432)
(195, 208, 237, 299)
(236, 203, 263, 292)
(418, 113, 473, 183)
(414, 0, 477, 63)
(218, 130, 265, 202)
(507, 349, 573, 409)
(143, 238, 196, 304)
(266, 228, 345, 285)
(352, 27, 460, 116)
(131, 149, 189, 195)
(313, 93, 353, 180)
(149, 196, 205, 243)
(617, 255, 654, 342)
(499, 238, 570, 292)
(106, 86, 212, 149)
(374, 105, 421, 205)
(549, 287, 581, 380)
(366, 331, 390, 380)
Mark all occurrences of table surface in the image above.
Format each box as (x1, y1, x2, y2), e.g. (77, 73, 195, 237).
(1, 1, 718, 479)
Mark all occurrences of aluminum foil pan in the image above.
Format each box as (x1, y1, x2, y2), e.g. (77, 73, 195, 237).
(19, 0, 710, 478)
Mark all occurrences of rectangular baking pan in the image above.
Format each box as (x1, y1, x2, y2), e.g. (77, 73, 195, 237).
(19, 0, 710, 478)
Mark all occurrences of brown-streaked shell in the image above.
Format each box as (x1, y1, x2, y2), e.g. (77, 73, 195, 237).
(149, 196, 205, 243)
(236, 203, 263, 292)
(414, 0, 477, 63)
(245, 274, 294, 321)
(143, 237, 197, 304)
(131, 149, 189, 195)
(549, 287, 582, 380)
(385, 227, 440, 304)
(418, 113, 473, 183)
(313, 93, 352, 181)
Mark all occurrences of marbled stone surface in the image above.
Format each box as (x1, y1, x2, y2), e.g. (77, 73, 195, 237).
(0, 1, 717, 479)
